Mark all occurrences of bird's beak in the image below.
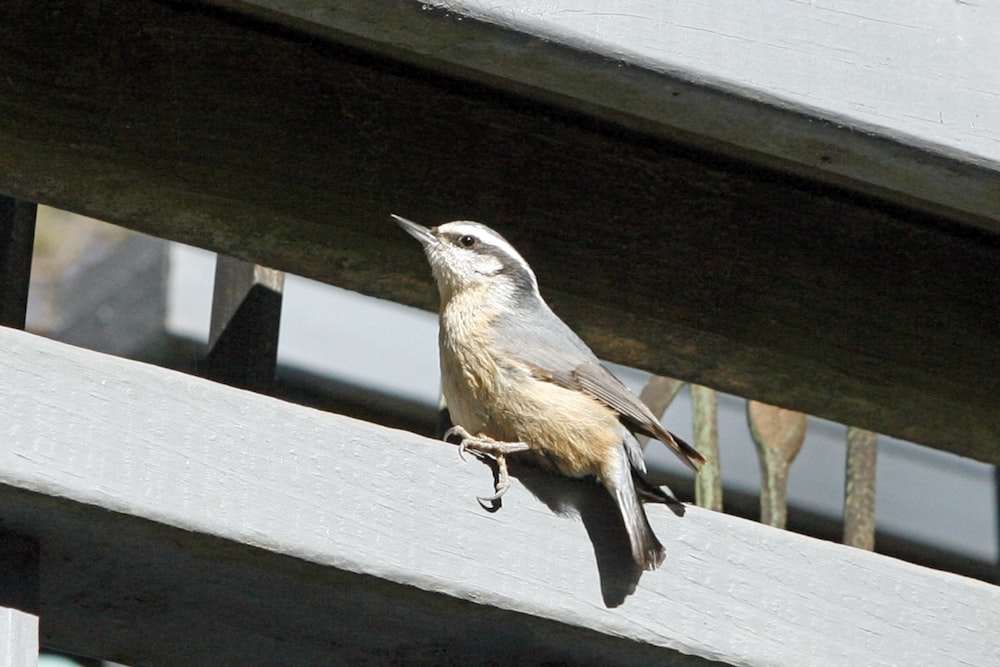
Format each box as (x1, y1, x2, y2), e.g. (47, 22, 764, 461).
(391, 214, 436, 248)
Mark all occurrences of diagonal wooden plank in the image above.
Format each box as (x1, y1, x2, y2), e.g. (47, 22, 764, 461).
(1, 327, 997, 666)
(228, 0, 1000, 231)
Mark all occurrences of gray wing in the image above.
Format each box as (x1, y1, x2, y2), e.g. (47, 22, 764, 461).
(490, 298, 667, 433)
(490, 297, 704, 471)
(492, 299, 703, 470)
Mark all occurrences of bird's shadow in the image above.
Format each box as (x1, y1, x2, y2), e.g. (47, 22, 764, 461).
(472, 454, 686, 608)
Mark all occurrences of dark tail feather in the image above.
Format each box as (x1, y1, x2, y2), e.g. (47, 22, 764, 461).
(633, 469, 686, 517)
(613, 473, 665, 570)
(652, 423, 705, 472)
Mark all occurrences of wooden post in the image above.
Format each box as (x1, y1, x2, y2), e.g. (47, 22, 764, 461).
(0, 195, 36, 329)
(207, 255, 284, 392)
(843, 427, 878, 550)
(0, 534, 39, 667)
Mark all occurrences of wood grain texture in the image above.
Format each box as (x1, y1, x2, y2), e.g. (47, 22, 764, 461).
(1, 328, 997, 666)
(423, 0, 1000, 161)
(0, 0, 997, 462)
(228, 0, 1000, 230)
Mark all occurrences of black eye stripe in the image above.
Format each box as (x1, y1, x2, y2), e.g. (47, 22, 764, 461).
(442, 228, 536, 289)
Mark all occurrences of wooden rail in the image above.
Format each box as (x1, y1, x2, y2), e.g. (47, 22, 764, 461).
(1, 326, 998, 666)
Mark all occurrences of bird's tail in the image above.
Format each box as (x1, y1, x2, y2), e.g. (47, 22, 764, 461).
(613, 469, 665, 570)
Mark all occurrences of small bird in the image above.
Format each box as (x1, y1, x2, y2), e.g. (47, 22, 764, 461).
(393, 215, 704, 570)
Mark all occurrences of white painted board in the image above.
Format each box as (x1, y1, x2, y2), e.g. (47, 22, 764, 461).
(1, 327, 998, 665)
(0, 609, 38, 667)
(429, 0, 1000, 163)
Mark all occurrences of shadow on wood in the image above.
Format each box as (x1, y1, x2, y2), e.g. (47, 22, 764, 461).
(0, 485, 701, 667)
(464, 453, 691, 608)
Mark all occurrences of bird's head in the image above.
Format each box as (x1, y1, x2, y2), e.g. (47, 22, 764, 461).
(392, 215, 538, 304)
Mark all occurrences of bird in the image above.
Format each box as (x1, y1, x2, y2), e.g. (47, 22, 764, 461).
(392, 214, 704, 570)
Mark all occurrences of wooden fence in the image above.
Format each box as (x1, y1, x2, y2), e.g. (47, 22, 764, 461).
(2, 1, 999, 664)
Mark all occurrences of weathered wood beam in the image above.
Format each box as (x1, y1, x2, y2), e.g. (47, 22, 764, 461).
(1, 327, 998, 666)
(0, 1, 996, 461)
(225, 0, 1000, 233)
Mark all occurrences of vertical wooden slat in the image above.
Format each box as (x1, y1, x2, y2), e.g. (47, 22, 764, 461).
(636, 375, 685, 450)
(0, 534, 39, 667)
(691, 385, 723, 511)
(0, 196, 37, 329)
(843, 426, 878, 550)
(748, 401, 807, 529)
(206, 255, 284, 393)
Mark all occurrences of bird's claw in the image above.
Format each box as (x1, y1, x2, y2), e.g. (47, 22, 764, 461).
(476, 485, 509, 505)
(445, 425, 475, 462)
(443, 425, 529, 502)
(475, 453, 514, 505)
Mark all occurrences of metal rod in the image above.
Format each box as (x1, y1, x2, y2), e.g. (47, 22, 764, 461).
(692, 384, 722, 512)
(843, 426, 878, 550)
(748, 401, 806, 529)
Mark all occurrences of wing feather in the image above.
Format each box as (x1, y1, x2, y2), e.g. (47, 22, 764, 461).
(492, 298, 704, 471)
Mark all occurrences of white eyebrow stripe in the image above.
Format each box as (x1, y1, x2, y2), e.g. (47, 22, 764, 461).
(440, 221, 539, 290)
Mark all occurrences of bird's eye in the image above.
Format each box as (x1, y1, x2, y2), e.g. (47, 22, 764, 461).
(458, 234, 477, 248)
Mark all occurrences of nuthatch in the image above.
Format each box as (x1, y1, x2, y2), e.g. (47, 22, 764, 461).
(393, 215, 704, 570)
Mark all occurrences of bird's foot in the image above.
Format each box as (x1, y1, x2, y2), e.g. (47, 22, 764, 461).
(444, 426, 529, 503)
(445, 425, 530, 460)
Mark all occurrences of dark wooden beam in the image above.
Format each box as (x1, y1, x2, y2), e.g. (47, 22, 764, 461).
(0, 0, 996, 461)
